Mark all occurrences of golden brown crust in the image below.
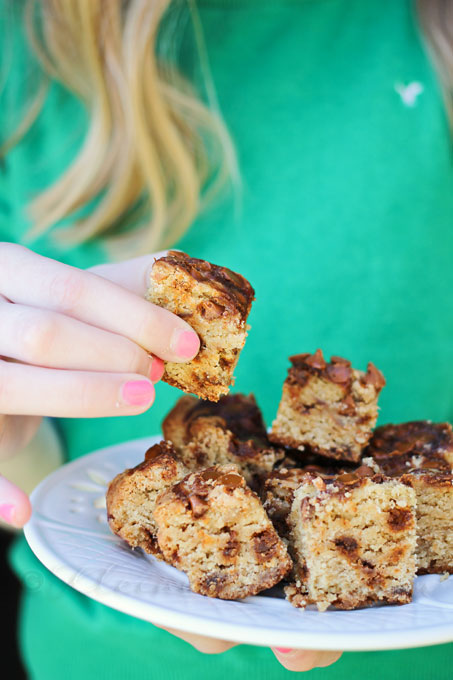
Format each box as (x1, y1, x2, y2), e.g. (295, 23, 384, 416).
(158, 251, 255, 319)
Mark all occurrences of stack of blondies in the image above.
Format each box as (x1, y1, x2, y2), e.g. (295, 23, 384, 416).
(106, 252, 453, 611)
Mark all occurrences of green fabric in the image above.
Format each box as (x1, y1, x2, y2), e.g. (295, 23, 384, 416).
(2, 0, 453, 677)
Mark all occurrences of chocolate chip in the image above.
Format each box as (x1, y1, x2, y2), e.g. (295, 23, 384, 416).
(223, 531, 240, 558)
(331, 356, 352, 366)
(387, 508, 414, 531)
(326, 363, 352, 384)
(305, 349, 327, 370)
(340, 394, 356, 415)
(201, 572, 227, 597)
(364, 362, 386, 389)
(252, 529, 279, 563)
(188, 494, 209, 518)
(200, 468, 224, 482)
(144, 444, 164, 461)
(199, 300, 225, 320)
(336, 472, 359, 484)
(334, 535, 358, 555)
(220, 473, 244, 489)
(354, 465, 376, 478)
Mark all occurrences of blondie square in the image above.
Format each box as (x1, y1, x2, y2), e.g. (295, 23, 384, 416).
(153, 465, 292, 599)
(146, 251, 255, 401)
(270, 349, 385, 462)
(163, 393, 284, 487)
(365, 421, 453, 574)
(106, 441, 188, 557)
(285, 468, 417, 611)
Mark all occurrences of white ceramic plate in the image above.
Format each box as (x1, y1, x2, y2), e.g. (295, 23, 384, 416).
(24, 435, 453, 651)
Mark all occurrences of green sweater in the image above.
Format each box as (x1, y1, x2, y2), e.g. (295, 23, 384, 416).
(2, 1, 452, 678)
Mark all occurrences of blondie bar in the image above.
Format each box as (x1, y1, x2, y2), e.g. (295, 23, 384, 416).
(285, 468, 417, 611)
(163, 393, 284, 487)
(153, 465, 292, 599)
(270, 350, 385, 462)
(146, 251, 254, 401)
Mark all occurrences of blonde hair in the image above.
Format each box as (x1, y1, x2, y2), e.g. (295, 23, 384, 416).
(2, 1, 453, 256)
(3, 0, 237, 257)
(416, 0, 453, 125)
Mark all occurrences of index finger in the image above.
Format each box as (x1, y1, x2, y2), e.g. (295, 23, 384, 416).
(0, 244, 199, 363)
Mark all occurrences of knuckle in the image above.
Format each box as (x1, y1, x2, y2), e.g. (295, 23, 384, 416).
(47, 270, 85, 314)
(16, 311, 58, 363)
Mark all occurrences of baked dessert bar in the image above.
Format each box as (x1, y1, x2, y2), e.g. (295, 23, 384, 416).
(285, 467, 417, 611)
(163, 393, 284, 487)
(270, 349, 386, 462)
(365, 421, 453, 574)
(146, 251, 255, 401)
(153, 465, 292, 599)
(106, 441, 188, 557)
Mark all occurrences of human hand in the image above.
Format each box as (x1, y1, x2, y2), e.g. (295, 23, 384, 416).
(154, 625, 342, 670)
(0, 244, 200, 527)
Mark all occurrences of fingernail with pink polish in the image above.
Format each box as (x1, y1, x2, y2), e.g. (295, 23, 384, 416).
(171, 329, 200, 359)
(149, 358, 165, 383)
(0, 503, 16, 525)
(121, 380, 155, 406)
(275, 648, 293, 654)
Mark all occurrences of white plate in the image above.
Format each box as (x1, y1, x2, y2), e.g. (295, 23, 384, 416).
(24, 435, 453, 651)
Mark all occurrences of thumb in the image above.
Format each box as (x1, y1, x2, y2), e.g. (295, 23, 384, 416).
(271, 648, 342, 672)
(0, 475, 32, 528)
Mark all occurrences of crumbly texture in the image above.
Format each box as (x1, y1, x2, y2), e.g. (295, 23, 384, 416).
(261, 459, 354, 539)
(106, 441, 188, 557)
(401, 471, 453, 574)
(163, 393, 284, 488)
(153, 464, 292, 599)
(270, 350, 386, 462)
(146, 251, 255, 401)
(285, 470, 417, 611)
(366, 421, 453, 574)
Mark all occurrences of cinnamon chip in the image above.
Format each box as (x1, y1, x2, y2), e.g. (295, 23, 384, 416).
(220, 473, 244, 489)
(305, 349, 327, 370)
(326, 363, 352, 384)
(188, 494, 209, 518)
(336, 472, 359, 484)
(365, 362, 386, 389)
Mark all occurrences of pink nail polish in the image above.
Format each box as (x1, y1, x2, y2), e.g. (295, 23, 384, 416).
(275, 648, 293, 654)
(0, 503, 16, 524)
(173, 330, 200, 359)
(121, 381, 154, 406)
(150, 358, 165, 383)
